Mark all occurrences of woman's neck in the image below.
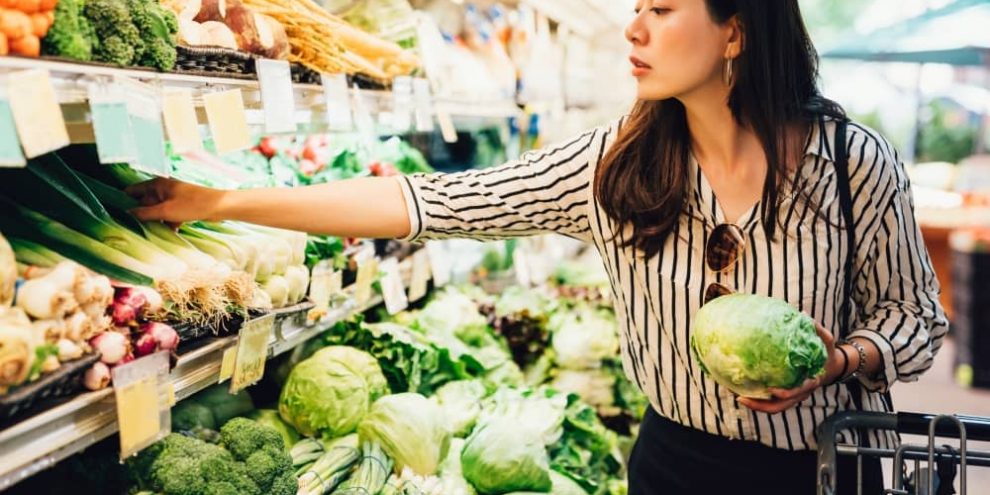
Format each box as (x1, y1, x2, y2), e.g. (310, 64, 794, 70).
(682, 89, 765, 174)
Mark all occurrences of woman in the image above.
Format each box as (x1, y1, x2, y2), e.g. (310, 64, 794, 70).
(128, 1, 947, 493)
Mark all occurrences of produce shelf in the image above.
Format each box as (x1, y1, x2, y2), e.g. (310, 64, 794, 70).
(0, 55, 521, 142)
(0, 254, 417, 492)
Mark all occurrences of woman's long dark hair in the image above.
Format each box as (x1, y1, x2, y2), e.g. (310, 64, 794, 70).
(594, 0, 845, 258)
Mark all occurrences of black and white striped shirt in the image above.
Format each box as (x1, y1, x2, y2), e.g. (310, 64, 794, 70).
(397, 116, 948, 451)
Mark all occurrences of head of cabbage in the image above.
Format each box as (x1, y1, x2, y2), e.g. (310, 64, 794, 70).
(461, 418, 552, 494)
(690, 294, 826, 399)
(278, 346, 388, 438)
(358, 393, 450, 476)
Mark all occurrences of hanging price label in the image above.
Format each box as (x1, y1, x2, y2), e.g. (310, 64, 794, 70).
(122, 78, 169, 177)
(413, 78, 434, 133)
(425, 241, 451, 287)
(513, 247, 532, 288)
(218, 346, 237, 384)
(308, 261, 337, 314)
(408, 249, 431, 302)
(256, 59, 296, 134)
(321, 73, 353, 131)
(204, 89, 252, 155)
(88, 81, 135, 164)
(0, 86, 25, 168)
(112, 351, 171, 460)
(353, 86, 377, 151)
(391, 76, 413, 133)
(354, 252, 379, 306)
(8, 69, 70, 158)
(230, 313, 275, 393)
(162, 88, 203, 154)
(379, 258, 408, 315)
(435, 105, 458, 144)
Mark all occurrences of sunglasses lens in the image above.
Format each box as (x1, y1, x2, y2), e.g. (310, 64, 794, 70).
(704, 283, 734, 304)
(706, 224, 745, 273)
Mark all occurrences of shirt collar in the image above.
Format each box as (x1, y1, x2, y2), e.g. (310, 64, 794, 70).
(804, 115, 837, 162)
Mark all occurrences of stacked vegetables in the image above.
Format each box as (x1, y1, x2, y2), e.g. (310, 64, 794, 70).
(42, 0, 179, 70)
(0, 154, 269, 327)
(0, 0, 57, 57)
(164, 0, 290, 59)
(4, 260, 109, 393)
(241, 0, 419, 81)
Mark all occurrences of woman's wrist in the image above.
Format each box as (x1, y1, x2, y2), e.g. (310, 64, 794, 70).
(826, 345, 852, 385)
(208, 188, 238, 221)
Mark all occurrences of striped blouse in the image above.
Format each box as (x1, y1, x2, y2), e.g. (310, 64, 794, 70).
(397, 115, 948, 451)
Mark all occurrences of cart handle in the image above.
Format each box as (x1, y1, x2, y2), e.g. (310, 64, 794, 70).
(817, 411, 990, 495)
(897, 412, 990, 441)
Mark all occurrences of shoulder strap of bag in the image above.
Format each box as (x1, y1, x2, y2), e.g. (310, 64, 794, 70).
(832, 119, 868, 415)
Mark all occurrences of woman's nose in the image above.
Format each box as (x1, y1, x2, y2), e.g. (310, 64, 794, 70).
(625, 16, 647, 45)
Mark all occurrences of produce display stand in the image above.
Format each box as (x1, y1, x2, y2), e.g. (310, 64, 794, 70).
(0, 49, 519, 491)
(0, 56, 521, 143)
(0, 252, 419, 490)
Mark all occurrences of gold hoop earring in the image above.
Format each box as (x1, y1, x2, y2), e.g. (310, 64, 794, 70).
(723, 58, 734, 85)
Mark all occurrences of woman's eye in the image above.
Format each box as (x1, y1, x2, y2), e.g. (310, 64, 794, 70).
(651, 7, 671, 15)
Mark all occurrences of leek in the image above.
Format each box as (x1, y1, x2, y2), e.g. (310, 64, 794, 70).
(8, 237, 66, 268)
(0, 200, 154, 286)
(0, 158, 187, 278)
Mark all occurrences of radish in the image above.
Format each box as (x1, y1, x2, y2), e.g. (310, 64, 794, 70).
(90, 331, 129, 365)
(83, 362, 111, 391)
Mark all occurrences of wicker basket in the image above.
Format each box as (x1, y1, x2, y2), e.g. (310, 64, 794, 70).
(0, 353, 101, 425)
(174, 45, 258, 79)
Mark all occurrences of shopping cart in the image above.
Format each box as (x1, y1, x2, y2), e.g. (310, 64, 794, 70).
(817, 411, 990, 495)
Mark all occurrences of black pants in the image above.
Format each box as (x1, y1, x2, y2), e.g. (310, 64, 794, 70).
(628, 408, 883, 495)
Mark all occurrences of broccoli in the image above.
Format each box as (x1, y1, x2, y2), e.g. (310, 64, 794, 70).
(171, 401, 217, 432)
(41, 0, 98, 61)
(220, 417, 287, 460)
(219, 418, 296, 494)
(128, 433, 259, 495)
(127, 0, 179, 71)
(83, 0, 143, 66)
(127, 419, 295, 495)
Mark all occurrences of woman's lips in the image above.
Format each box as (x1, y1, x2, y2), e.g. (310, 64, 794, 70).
(630, 56, 652, 76)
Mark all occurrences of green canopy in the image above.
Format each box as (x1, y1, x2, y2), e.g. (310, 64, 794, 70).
(822, 0, 990, 66)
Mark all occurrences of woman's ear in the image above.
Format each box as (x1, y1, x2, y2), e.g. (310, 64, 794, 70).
(724, 15, 744, 59)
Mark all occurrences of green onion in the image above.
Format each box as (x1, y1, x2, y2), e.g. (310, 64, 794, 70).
(332, 442, 393, 495)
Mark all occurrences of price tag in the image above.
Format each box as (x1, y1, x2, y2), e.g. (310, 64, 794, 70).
(353, 86, 377, 150)
(425, 241, 451, 287)
(204, 89, 251, 155)
(379, 258, 408, 314)
(354, 253, 379, 306)
(391, 76, 413, 133)
(322, 73, 353, 131)
(256, 59, 296, 134)
(435, 105, 458, 144)
(408, 249, 431, 302)
(413, 78, 434, 133)
(0, 86, 25, 167)
(122, 78, 168, 177)
(88, 81, 135, 164)
(7, 69, 70, 158)
(230, 313, 275, 393)
(218, 346, 237, 384)
(308, 261, 335, 313)
(112, 351, 170, 460)
(162, 88, 203, 154)
(513, 247, 532, 288)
